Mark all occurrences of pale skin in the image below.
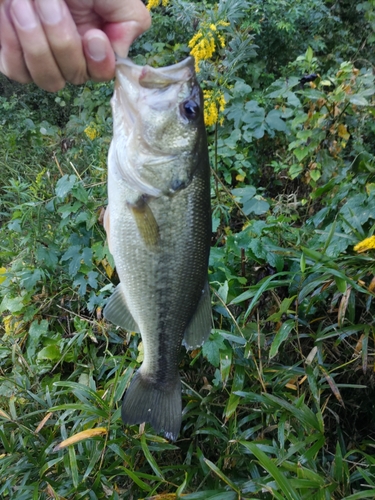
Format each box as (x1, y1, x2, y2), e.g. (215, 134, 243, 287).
(0, 0, 151, 91)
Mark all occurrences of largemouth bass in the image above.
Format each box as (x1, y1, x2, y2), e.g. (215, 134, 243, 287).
(103, 56, 211, 441)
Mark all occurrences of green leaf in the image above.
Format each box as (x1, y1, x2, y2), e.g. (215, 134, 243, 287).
(183, 491, 237, 500)
(267, 296, 296, 322)
(349, 95, 369, 106)
(232, 186, 256, 202)
(55, 174, 77, 198)
(342, 491, 375, 500)
(27, 320, 49, 360)
(266, 109, 287, 133)
(121, 467, 152, 492)
(37, 345, 61, 361)
(204, 459, 240, 493)
(36, 244, 59, 269)
(68, 445, 79, 489)
(305, 46, 313, 63)
(241, 442, 300, 500)
(220, 346, 232, 385)
(0, 296, 24, 314)
(140, 434, 165, 479)
(243, 197, 270, 215)
(293, 147, 310, 161)
(224, 365, 245, 419)
(289, 163, 303, 179)
(217, 281, 229, 304)
(269, 319, 295, 359)
(243, 100, 265, 128)
(61, 244, 81, 275)
(202, 331, 226, 367)
(334, 275, 347, 294)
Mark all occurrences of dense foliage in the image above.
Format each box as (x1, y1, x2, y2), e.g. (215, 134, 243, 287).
(1, 0, 375, 498)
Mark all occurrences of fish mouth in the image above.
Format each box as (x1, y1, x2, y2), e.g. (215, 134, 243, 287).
(112, 56, 196, 122)
(115, 56, 195, 89)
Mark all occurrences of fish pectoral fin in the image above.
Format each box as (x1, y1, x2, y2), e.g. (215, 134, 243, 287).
(103, 284, 140, 332)
(103, 207, 112, 253)
(182, 280, 212, 350)
(129, 196, 160, 249)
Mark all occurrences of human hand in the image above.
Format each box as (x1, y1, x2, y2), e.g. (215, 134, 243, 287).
(0, 0, 151, 91)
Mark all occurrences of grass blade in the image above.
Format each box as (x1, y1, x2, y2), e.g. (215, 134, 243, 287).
(241, 442, 300, 500)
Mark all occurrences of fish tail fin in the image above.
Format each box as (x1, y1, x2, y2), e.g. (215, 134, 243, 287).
(121, 370, 182, 441)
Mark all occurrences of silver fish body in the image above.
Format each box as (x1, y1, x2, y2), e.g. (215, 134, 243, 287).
(104, 57, 211, 440)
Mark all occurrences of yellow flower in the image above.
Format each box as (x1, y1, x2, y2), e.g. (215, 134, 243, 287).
(147, 0, 168, 9)
(188, 19, 229, 72)
(147, 0, 160, 9)
(84, 124, 99, 141)
(354, 236, 375, 253)
(203, 90, 226, 126)
(188, 31, 203, 49)
(3, 315, 23, 336)
(0, 267, 7, 285)
(218, 93, 226, 112)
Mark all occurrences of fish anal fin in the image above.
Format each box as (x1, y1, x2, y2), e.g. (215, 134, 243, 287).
(122, 369, 181, 441)
(183, 280, 212, 350)
(103, 284, 140, 332)
(129, 196, 159, 249)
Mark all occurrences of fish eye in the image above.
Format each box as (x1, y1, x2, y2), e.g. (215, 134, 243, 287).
(180, 99, 199, 120)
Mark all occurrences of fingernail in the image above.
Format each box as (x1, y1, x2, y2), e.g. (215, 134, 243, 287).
(87, 35, 107, 62)
(36, 0, 62, 25)
(11, 0, 38, 30)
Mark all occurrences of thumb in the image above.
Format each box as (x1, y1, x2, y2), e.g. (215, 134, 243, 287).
(104, 20, 147, 57)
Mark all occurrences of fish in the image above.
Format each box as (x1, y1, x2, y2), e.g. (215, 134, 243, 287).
(103, 56, 212, 441)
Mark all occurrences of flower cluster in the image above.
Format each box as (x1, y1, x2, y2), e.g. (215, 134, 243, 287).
(188, 20, 229, 72)
(147, 0, 169, 10)
(84, 124, 99, 141)
(203, 90, 226, 127)
(354, 235, 375, 253)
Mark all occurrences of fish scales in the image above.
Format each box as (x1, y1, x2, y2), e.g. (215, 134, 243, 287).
(104, 57, 211, 440)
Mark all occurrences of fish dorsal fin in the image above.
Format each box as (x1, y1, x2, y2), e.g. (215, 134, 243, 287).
(104, 284, 140, 332)
(182, 280, 212, 350)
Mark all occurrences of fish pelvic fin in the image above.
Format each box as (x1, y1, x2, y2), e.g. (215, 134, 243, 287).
(183, 280, 212, 350)
(103, 284, 140, 332)
(121, 369, 181, 441)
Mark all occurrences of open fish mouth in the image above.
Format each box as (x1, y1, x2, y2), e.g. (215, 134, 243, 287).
(115, 56, 195, 89)
(112, 56, 196, 127)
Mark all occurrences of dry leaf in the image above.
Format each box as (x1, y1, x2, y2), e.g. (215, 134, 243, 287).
(338, 285, 351, 327)
(35, 412, 53, 434)
(0, 409, 11, 420)
(53, 427, 107, 451)
(320, 366, 345, 407)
